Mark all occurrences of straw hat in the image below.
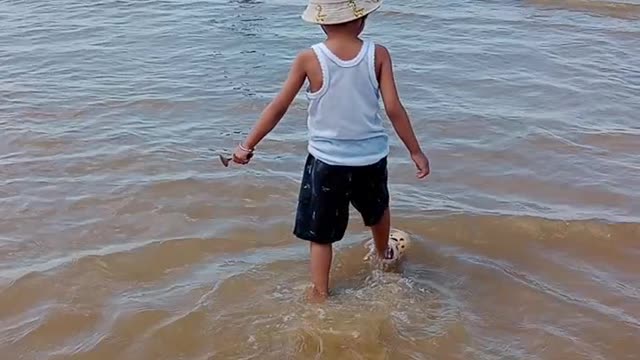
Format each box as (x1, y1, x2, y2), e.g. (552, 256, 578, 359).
(302, 0, 383, 25)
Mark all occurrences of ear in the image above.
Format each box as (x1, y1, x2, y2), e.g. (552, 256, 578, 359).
(358, 17, 366, 32)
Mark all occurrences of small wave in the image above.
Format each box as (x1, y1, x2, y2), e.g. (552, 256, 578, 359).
(576, 130, 640, 154)
(461, 253, 640, 329)
(527, 0, 640, 19)
(0, 231, 282, 288)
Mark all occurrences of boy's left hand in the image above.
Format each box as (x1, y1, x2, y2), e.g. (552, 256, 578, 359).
(232, 145, 253, 165)
(411, 151, 430, 179)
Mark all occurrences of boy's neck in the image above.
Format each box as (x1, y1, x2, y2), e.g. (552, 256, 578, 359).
(325, 33, 362, 43)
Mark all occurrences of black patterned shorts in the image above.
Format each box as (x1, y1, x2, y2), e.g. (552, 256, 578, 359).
(293, 154, 389, 244)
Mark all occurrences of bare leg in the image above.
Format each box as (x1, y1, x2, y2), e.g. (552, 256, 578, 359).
(371, 208, 391, 257)
(309, 242, 332, 301)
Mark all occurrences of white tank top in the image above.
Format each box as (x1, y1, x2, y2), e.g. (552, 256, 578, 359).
(306, 40, 389, 166)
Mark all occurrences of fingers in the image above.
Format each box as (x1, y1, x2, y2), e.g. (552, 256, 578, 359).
(232, 153, 250, 165)
(231, 145, 254, 165)
(415, 163, 430, 179)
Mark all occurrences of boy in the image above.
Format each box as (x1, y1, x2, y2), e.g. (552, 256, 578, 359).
(231, 0, 430, 301)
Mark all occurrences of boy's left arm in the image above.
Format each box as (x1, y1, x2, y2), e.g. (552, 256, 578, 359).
(233, 52, 309, 164)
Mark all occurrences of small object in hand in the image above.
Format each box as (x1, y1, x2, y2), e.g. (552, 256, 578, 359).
(219, 154, 232, 167)
(219, 152, 253, 167)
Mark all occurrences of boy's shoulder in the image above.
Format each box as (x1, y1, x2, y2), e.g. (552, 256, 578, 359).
(298, 48, 316, 59)
(293, 48, 317, 65)
(288, 48, 318, 74)
(374, 43, 391, 61)
(372, 43, 392, 72)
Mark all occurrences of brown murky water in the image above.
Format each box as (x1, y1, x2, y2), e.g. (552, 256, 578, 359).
(1, 0, 639, 359)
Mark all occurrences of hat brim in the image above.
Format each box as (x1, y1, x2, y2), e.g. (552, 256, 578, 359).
(301, 1, 382, 25)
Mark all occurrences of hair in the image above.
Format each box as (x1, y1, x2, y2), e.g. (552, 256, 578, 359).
(320, 15, 368, 35)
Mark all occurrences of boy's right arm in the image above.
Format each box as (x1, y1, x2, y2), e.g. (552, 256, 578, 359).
(376, 45, 430, 179)
(232, 50, 310, 164)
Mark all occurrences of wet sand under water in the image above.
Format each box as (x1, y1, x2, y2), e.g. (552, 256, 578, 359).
(1, 0, 640, 359)
(1, 210, 639, 359)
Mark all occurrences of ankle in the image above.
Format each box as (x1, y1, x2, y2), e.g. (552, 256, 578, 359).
(375, 245, 389, 256)
(307, 286, 329, 302)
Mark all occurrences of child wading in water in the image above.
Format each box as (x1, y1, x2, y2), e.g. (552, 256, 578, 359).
(232, 0, 429, 301)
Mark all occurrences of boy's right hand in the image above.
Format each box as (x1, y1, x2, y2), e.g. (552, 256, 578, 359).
(411, 152, 430, 179)
(232, 144, 253, 165)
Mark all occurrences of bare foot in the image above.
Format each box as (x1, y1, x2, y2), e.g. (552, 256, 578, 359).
(305, 286, 328, 303)
(378, 246, 395, 260)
